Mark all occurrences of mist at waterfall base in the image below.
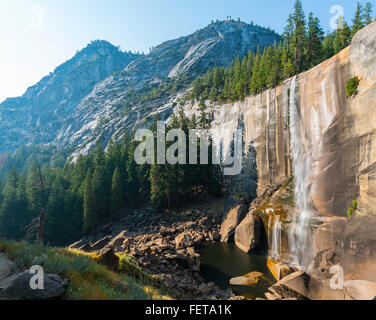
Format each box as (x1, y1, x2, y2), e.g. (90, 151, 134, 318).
(198, 242, 275, 299)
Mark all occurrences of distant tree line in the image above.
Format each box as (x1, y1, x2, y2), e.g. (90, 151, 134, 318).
(0, 110, 221, 246)
(188, 1, 374, 103)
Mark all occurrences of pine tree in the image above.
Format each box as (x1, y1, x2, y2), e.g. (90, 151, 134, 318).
(111, 167, 125, 216)
(333, 17, 352, 53)
(352, 2, 365, 36)
(362, 2, 373, 25)
(45, 176, 66, 245)
(92, 165, 109, 220)
(322, 32, 335, 59)
(83, 170, 97, 233)
(26, 163, 45, 219)
(307, 13, 324, 67)
(291, 0, 307, 73)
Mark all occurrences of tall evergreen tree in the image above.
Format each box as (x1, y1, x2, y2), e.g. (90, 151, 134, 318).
(307, 13, 324, 67)
(362, 2, 374, 24)
(45, 176, 67, 245)
(352, 2, 365, 36)
(83, 170, 97, 233)
(291, 0, 307, 74)
(111, 167, 125, 216)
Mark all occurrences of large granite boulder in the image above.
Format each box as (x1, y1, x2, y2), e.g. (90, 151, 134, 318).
(230, 272, 273, 287)
(108, 231, 127, 252)
(234, 214, 261, 253)
(220, 205, 248, 242)
(0, 271, 69, 300)
(267, 258, 295, 281)
(266, 271, 345, 300)
(97, 247, 119, 271)
(343, 280, 376, 300)
(90, 236, 113, 252)
(0, 254, 16, 283)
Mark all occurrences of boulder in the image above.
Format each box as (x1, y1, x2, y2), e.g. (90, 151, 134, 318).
(186, 247, 200, 272)
(175, 232, 193, 249)
(0, 253, 16, 282)
(78, 243, 92, 252)
(90, 236, 113, 252)
(267, 258, 295, 281)
(234, 214, 261, 253)
(0, 271, 69, 300)
(220, 205, 248, 242)
(97, 247, 119, 271)
(69, 239, 88, 250)
(156, 274, 177, 288)
(198, 217, 212, 231)
(343, 280, 376, 300)
(268, 271, 345, 300)
(230, 272, 273, 287)
(108, 231, 127, 252)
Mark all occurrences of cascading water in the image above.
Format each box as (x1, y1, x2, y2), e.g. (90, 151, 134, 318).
(288, 76, 315, 269)
(270, 218, 282, 261)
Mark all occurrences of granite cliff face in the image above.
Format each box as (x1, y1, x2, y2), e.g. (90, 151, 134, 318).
(181, 21, 376, 282)
(0, 41, 139, 154)
(0, 20, 280, 159)
(56, 20, 280, 160)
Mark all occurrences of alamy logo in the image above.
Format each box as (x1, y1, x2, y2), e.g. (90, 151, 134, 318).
(330, 265, 344, 290)
(330, 5, 345, 30)
(134, 122, 243, 176)
(29, 265, 44, 290)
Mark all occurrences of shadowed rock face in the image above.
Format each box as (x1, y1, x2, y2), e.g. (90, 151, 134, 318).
(183, 21, 376, 282)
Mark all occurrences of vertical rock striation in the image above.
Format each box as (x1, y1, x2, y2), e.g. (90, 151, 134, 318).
(184, 21, 376, 281)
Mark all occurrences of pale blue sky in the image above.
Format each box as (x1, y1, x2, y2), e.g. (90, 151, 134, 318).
(0, 0, 372, 102)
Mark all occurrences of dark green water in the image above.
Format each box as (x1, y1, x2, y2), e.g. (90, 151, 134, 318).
(198, 242, 276, 299)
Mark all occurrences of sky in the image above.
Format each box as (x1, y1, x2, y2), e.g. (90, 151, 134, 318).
(0, 0, 372, 103)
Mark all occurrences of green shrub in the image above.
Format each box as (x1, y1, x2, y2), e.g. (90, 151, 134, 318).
(347, 200, 358, 218)
(346, 76, 360, 98)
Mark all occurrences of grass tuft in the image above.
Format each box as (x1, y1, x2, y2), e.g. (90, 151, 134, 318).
(0, 240, 172, 300)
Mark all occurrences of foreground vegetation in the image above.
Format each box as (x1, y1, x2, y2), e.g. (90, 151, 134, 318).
(0, 240, 171, 300)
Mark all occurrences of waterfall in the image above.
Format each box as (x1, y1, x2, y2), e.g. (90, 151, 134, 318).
(288, 76, 315, 269)
(270, 218, 282, 261)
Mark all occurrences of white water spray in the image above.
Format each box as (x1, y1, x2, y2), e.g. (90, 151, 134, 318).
(271, 219, 282, 261)
(288, 76, 315, 269)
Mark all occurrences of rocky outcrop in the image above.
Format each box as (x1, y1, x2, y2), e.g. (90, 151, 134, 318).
(266, 271, 345, 300)
(219, 204, 248, 242)
(0, 254, 69, 300)
(97, 247, 119, 271)
(183, 21, 376, 283)
(69, 203, 237, 300)
(0, 20, 280, 160)
(0, 41, 139, 154)
(90, 236, 113, 252)
(266, 270, 376, 300)
(234, 214, 261, 253)
(267, 258, 295, 281)
(230, 272, 273, 287)
(0, 271, 69, 300)
(175, 233, 194, 249)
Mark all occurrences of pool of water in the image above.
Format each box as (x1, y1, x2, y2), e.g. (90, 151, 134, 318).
(198, 242, 276, 299)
